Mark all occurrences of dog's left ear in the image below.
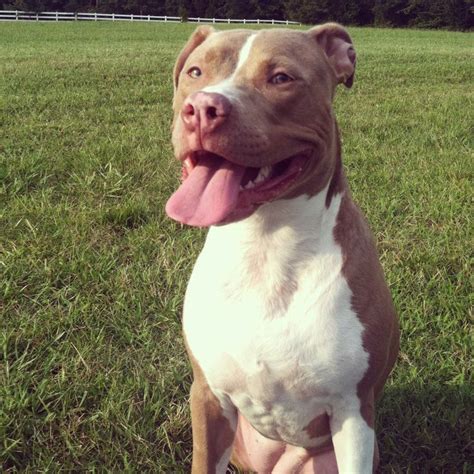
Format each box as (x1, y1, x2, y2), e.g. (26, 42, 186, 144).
(173, 25, 215, 92)
(308, 23, 356, 88)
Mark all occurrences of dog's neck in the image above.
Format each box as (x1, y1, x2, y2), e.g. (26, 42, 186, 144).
(208, 184, 343, 247)
(203, 169, 346, 317)
(205, 167, 347, 288)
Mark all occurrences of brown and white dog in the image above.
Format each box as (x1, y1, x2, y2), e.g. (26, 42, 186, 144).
(166, 24, 399, 474)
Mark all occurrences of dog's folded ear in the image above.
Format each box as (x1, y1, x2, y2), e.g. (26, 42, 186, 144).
(308, 23, 356, 88)
(173, 26, 215, 92)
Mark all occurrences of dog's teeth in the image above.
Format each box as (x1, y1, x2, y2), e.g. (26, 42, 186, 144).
(255, 165, 271, 183)
(242, 166, 272, 190)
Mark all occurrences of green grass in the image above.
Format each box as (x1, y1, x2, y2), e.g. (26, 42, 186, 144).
(0, 22, 472, 472)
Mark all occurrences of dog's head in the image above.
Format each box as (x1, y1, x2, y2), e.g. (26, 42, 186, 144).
(166, 24, 356, 227)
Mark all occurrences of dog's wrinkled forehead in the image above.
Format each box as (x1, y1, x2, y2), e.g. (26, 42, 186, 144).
(178, 29, 325, 85)
(198, 29, 251, 64)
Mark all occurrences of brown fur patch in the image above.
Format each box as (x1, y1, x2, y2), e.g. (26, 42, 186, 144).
(332, 191, 400, 427)
(186, 343, 236, 473)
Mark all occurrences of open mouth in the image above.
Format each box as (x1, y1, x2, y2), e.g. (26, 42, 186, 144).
(166, 150, 310, 227)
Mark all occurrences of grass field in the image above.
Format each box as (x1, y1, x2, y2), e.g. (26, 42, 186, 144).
(0, 21, 472, 472)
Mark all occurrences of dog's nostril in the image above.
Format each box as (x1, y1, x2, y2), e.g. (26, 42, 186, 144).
(207, 107, 218, 119)
(183, 103, 195, 116)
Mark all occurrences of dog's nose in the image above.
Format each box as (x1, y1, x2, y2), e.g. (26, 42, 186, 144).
(181, 92, 232, 135)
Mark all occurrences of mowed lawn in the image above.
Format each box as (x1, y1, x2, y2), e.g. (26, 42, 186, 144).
(0, 21, 472, 472)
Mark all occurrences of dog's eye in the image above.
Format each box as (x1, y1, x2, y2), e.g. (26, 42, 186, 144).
(270, 73, 293, 85)
(187, 67, 202, 79)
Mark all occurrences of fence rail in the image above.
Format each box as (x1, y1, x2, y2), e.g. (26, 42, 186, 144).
(0, 10, 300, 25)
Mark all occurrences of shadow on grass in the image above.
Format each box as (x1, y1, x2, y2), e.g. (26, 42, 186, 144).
(377, 383, 473, 472)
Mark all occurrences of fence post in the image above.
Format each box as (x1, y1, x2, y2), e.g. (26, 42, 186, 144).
(112, 13, 115, 21)
(243, 18, 246, 24)
(164, 15, 167, 22)
(198, 17, 200, 23)
(15, 10, 18, 20)
(148, 14, 150, 21)
(272, 19, 274, 25)
(286, 20, 288, 25)
(213, 18, 215, 23)
(75, 12, 78, 21)
(257, 18, 259, 24)
(36, 12, 39, 21)
(131, 13, 134, 21)
(56, 11, 58, 21)
(94, 12, 97, 21)
(228, 18, 230, 24)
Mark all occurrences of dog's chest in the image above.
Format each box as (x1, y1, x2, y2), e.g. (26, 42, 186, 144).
(183, 194, 369, 445)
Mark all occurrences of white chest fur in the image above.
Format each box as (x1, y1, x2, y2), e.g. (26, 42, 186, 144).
(183, 190, 369, 447)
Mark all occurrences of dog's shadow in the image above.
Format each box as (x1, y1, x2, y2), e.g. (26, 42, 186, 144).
(227, 383, 472, 473)
(376, 383, 472, 472)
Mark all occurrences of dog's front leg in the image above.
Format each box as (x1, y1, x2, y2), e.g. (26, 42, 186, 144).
(330, 391, 376, 474)
(190, 380, 237, 474)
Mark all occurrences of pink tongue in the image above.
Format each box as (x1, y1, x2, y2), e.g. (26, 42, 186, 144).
(166, 154, 246, 227)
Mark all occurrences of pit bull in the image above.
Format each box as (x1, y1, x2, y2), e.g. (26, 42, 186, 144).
(165, 23, 399, 474)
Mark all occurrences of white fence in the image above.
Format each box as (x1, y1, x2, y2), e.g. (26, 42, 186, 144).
(0, 10, 300, 25)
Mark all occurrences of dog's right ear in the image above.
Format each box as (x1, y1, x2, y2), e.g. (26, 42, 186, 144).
(308, 23, 356, 88)
(173, 26, 215, 92)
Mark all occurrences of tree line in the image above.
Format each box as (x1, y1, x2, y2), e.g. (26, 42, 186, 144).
(2, 0, 472, 30)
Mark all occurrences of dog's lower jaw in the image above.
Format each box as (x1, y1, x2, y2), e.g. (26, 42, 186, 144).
(221, 140, 342, 228)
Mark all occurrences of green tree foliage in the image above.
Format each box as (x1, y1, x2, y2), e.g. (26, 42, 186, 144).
(192, 0, 206, 16)
(403, 0, 473, 29)
(204, 0, 217, 17)
(373, 0, 472, 29)
(252, 0, 284, 20)
(223, 0, 253, 18)
(1, 0, 471, 29)
(284, 0, 329, 24)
